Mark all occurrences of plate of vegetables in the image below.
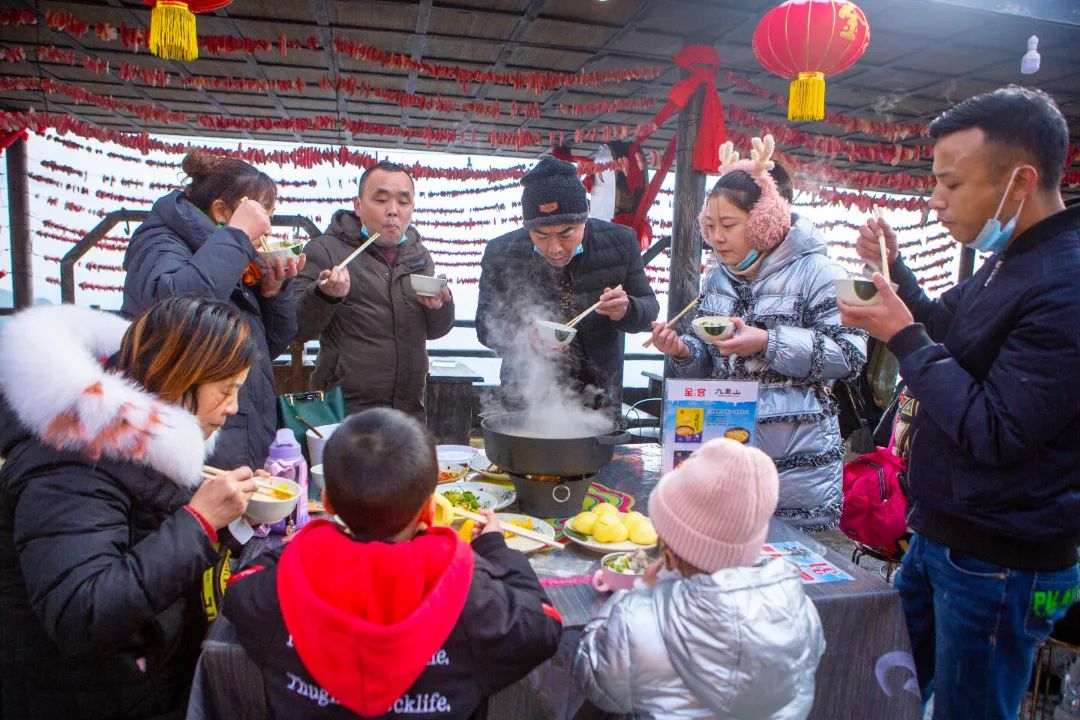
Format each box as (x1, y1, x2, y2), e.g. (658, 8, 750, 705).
(435, 485, 499, 513)
(438, 481, 515, 511)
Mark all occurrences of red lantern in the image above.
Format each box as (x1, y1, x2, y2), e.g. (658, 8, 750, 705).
(752, 0, 870, 122)
(142, 0, 232, 61)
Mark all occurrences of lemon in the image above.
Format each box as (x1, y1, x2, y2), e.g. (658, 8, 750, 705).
(432, 494, 454, 527)
(592, 514, 629, 544)
(622, 511, 646, 530)
(591, 502, 619, 518)
(571, 511, 598, 535)
(630, 519, 658, 546)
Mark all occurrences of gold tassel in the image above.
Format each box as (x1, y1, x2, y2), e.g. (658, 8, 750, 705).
(788, 71, 826, 122)
(149, 1, 198, 62)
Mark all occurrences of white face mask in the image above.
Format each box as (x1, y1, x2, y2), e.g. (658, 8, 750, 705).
(964, 166, 1025, 253)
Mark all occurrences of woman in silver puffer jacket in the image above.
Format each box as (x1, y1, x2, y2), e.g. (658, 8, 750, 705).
(651, 139, 866, 530)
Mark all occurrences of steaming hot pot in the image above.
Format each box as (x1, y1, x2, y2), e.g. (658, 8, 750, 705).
(481, 411, 629, 517)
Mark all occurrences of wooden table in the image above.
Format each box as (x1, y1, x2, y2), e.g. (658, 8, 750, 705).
(425, 359, 483, 445)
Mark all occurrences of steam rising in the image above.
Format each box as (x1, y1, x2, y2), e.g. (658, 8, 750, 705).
(482, 284, 615, 439)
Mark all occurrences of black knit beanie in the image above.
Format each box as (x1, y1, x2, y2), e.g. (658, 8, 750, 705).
(520, 156, 590, 228)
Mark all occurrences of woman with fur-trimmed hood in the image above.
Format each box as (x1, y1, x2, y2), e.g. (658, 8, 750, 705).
(650, 137, 867, 530)
(0, 298, 259, 719)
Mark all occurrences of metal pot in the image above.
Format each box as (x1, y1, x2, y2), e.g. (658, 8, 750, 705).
(481, 411, 630, 477)
(509, 474, 591, 518)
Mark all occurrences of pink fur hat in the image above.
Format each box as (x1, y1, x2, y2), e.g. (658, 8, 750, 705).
(699, 135, 791, 252)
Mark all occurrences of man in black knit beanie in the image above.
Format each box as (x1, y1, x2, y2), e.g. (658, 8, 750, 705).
(476, 155, 659, 414)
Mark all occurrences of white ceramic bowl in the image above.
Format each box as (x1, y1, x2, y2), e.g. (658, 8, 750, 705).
(437, 444, 477, 466)
(309, 464, 324, 496)
(691, 316, 735, 342)
(835, 278, 899, 307)
(410, 274, 447, 297)
(535, 319, 577, 348)
(306, 423, 340, 467)
(256, 238, 304, 267)
(245, 477, 302, 525)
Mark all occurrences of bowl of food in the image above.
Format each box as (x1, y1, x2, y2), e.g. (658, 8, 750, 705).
(306, 423, 340, 468)
(593, 550, 652, 592)
(834, 278, 898, 307)
(438, 464, 469, 483)
(691, 316, 735, 342)
(436, 444, 477, 466)
(410, 274, 447, 297)
(245, 477, 302, 525)
(435, 486, 498, 514)
(534, 319, 577, 348)
(256, 237, 304, 267)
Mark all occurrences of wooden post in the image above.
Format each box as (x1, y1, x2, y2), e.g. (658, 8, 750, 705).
(6, 138, 32, 308)
(665, 85, 706, 377)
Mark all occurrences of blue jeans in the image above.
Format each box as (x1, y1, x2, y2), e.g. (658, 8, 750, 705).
(895, 534, 1080, 719)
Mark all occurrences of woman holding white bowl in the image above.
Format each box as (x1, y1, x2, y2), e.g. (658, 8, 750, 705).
(649, 137, 866, 531)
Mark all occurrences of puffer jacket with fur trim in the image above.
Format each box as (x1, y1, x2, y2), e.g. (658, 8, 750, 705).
(0, 305, 221, 720)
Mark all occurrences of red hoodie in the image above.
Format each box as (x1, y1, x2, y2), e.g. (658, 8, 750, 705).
(277, 520, 475, 717)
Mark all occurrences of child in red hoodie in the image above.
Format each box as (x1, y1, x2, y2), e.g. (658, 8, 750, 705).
(222, 408, 563, 718)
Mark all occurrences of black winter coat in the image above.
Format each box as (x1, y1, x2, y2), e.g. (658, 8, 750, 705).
(122, 190, 297, 468)
(0, 304, 225, 720)
(476, 219, 658, 409)
(217, 523, 562, 719)
(886, 202, 1080, 571)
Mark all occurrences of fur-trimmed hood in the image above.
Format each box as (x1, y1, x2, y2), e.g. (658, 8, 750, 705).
(0, 305, 208, 487)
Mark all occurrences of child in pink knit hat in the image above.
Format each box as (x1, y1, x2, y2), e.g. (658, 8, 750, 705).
(573, 438, 825, 719)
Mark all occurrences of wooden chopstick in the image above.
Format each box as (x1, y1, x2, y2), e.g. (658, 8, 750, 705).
(452, 507, 563, 550)
(334, 233, 380, 271)
(293, 415, 324, 438)
(873, 206, 891, 285)
(565, 285, 622, 328)
(643, 296, 700, 349)
(202, 466, 290, 499)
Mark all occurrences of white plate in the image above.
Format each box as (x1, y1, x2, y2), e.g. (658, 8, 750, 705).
(563, 526, 657, 554)
(437, 444, 477, 466)
(435, 485, 499, 512)
(469, 451, 511, 481)
(438, 463, 469, 483)
(496, 513, 555, 554)
(441, 480, 516, 511)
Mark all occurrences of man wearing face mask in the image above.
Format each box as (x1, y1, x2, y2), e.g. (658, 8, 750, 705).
(839, 87, 1080, 720)
(477, 156, 659, 414)
(294, 162, 454, 421)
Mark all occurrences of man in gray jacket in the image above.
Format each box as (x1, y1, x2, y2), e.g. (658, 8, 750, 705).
(293, 162, 454, 421)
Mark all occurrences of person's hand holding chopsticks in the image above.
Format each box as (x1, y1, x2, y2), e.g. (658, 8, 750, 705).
(470, 509, 503, 540)
(228, 198, 272, 247)
(316, 264, 351, 299)
(595, 285, 630, 321)
(189, 466, 257, 530)
(648, 321, 691, 360)
(855, 214, 899, 272)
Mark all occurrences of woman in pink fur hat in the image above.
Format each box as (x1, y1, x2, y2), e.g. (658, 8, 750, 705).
(650, 136, 866, 531)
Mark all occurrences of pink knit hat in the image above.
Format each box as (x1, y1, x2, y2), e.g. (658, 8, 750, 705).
(698, 135, 791, 252)
(649, 438, 779, 573)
